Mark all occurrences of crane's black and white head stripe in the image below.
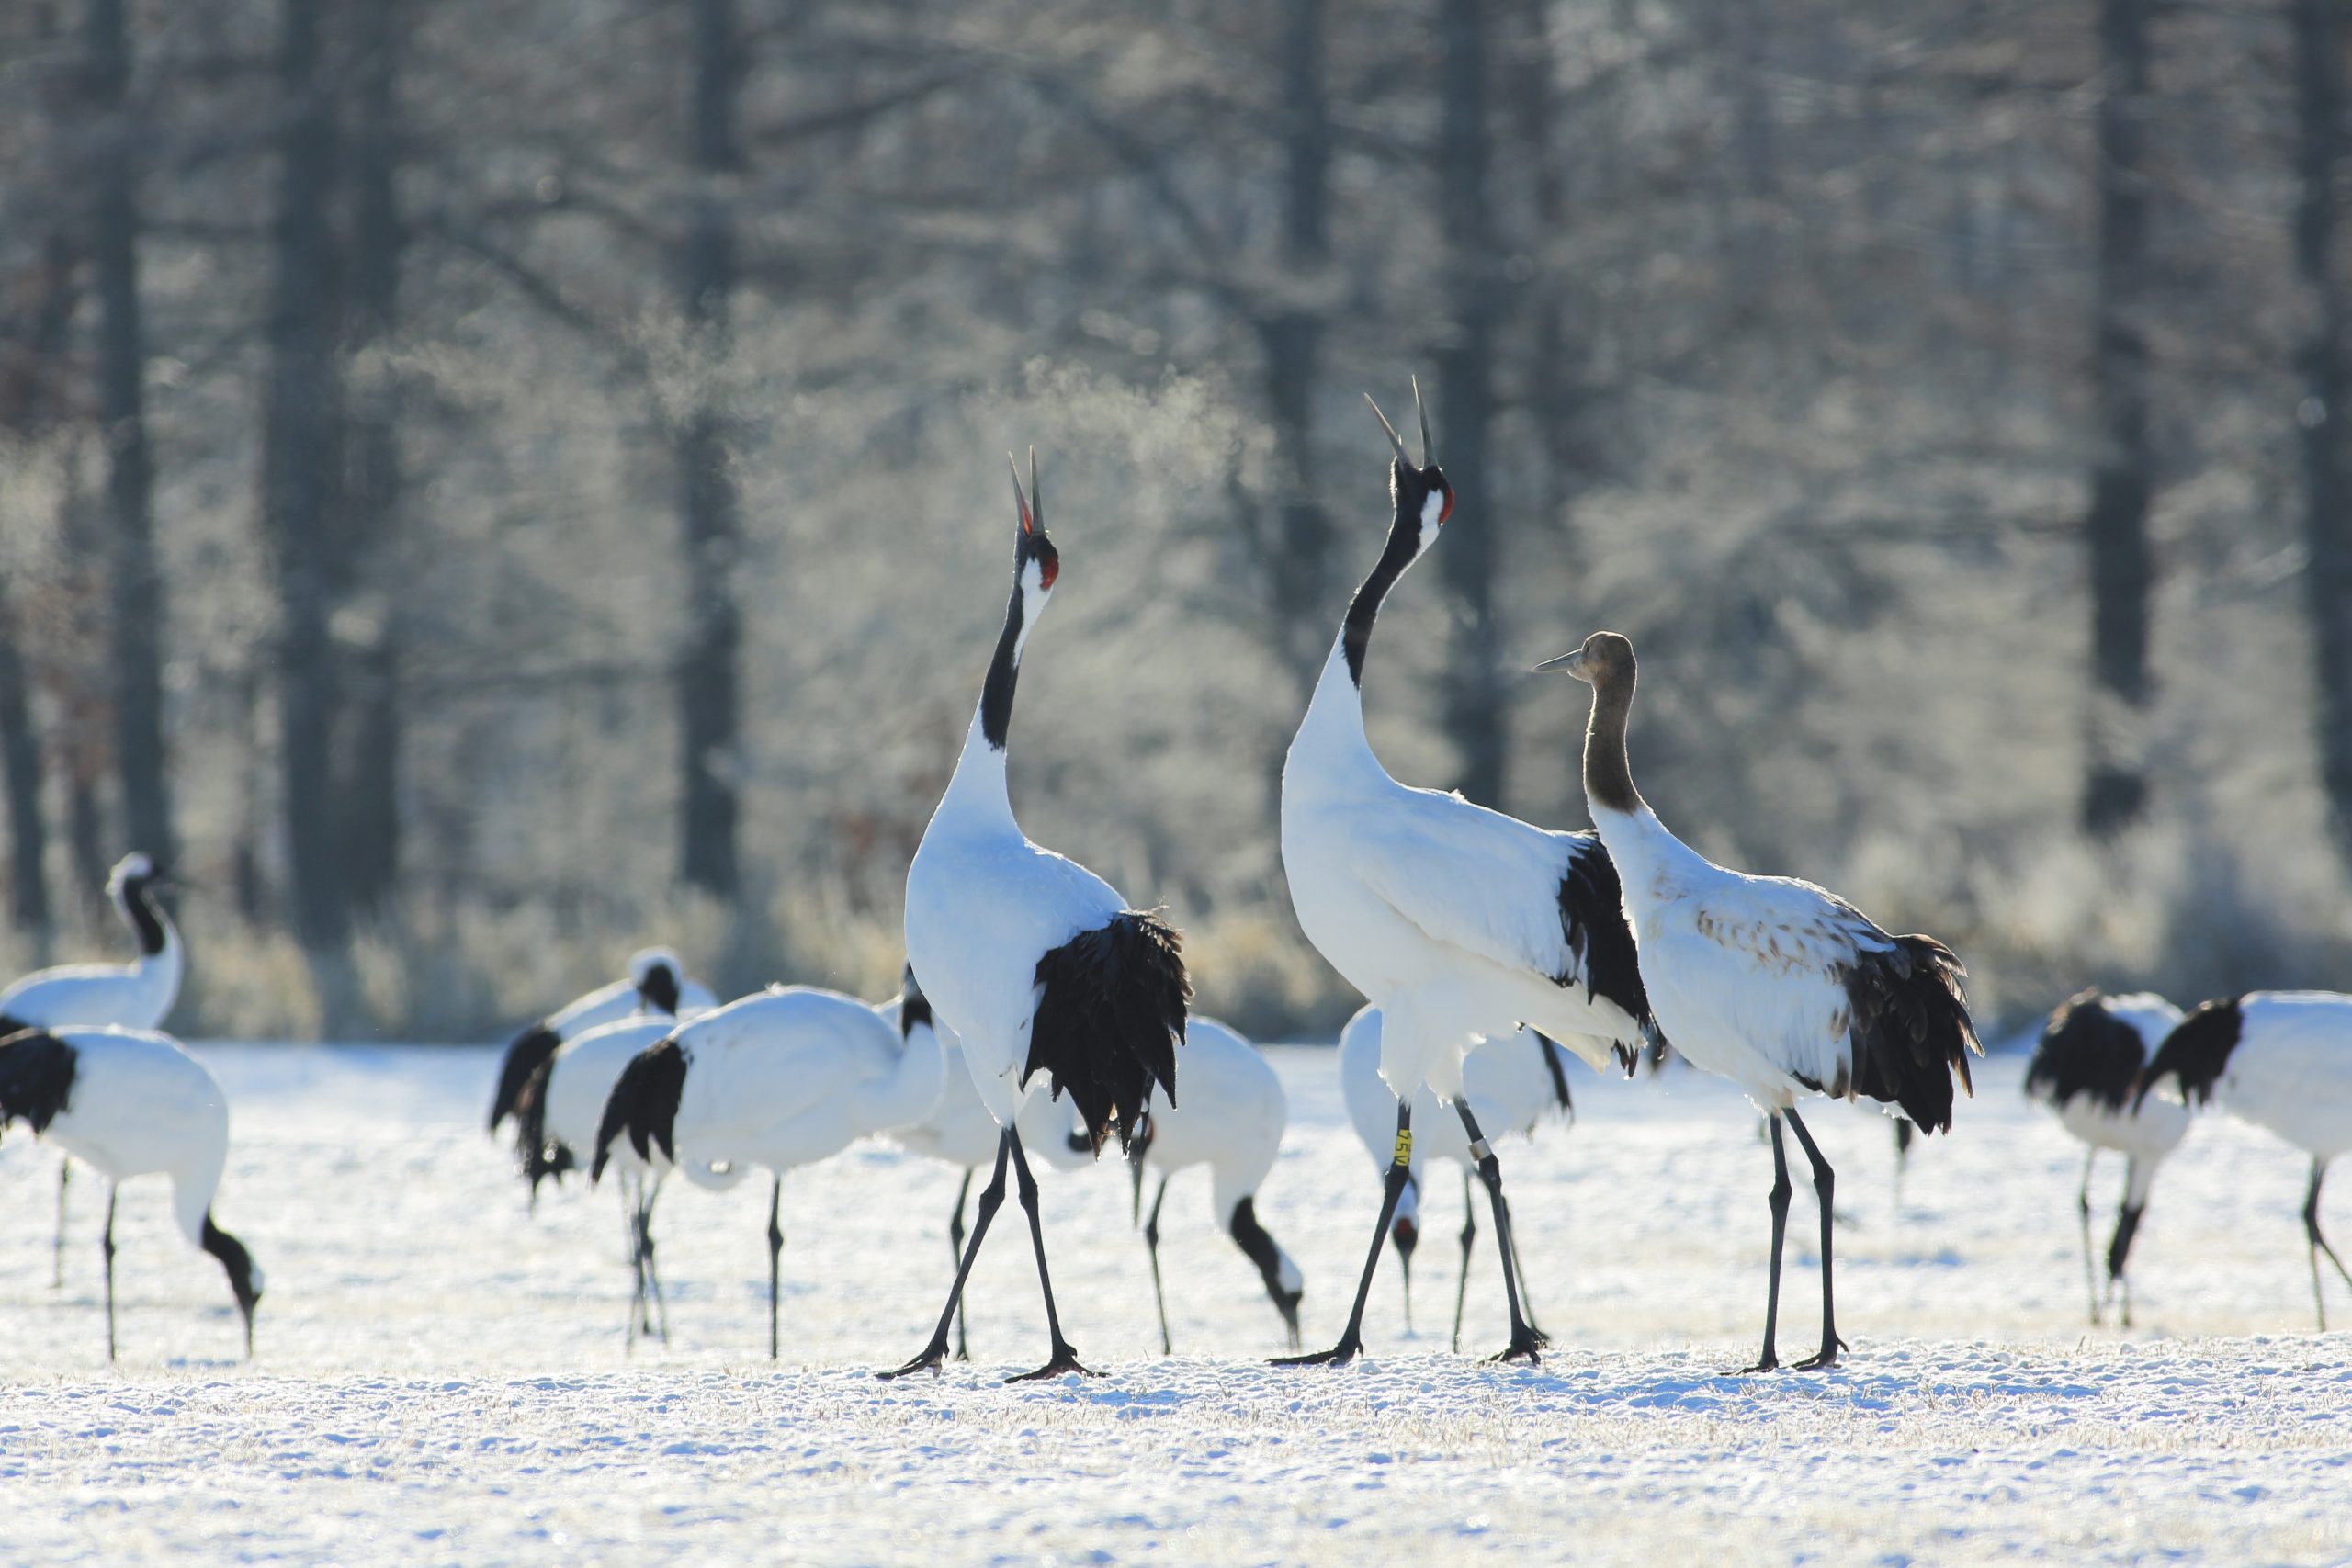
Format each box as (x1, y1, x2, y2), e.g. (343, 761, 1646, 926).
(1555, 839, 1652, 1050)
(1342, 382, 1452, 688)
(979, 448, 1061, 751)
(107, 852, 169, 958)
(2136, 997, 2245, 1111)
(2027, 988, 2154, 1113)
(1024, 909, 1190, 1156)
(593, 1036, 689, 1180)
(628, 947, 684, 1015)
(0, 1027, 78, 1135)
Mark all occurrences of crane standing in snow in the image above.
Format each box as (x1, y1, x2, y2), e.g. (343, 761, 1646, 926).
(0, 852, 184, 1285)
(0, 1026, 261, 1361)
(2025, 988, 2189, 1326)
(1543, 629, 1978, 1371)
(883, 451, 1190, 1382)
(1277, 389, 1651, 1367)
(2137, 991, 2352, 1329)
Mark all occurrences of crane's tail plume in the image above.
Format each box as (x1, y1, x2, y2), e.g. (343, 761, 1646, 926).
(1026, 910, 1191, 1156)
(489, 1022, 561, 1134)
(1842, 934, 1979, 1134)
(509, 1054, 575, 1195)
(0, 1027, 76, 1137)
(592, 1038, 688, 1181)
(2133, 997, 2245, 1111)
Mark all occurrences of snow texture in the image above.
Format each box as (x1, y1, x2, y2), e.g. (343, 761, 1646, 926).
(3, 1043, 2348, 1564)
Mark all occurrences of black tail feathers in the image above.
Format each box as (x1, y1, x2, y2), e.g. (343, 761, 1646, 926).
(1843, 933, 1979, 1134)
(1026, 909, 1190, 1156)
(592, 1037, 687, 1182)
(489, 1022, 560, 1134)
(2134, 996, 2245, 1111)
(509, 1054, 574, 1196)
(0, 1027, 76, 1136)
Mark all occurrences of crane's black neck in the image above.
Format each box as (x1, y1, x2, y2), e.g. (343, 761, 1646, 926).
(1340, 502, 1425, 688)
(978, 582, 1025, 750)
(119, 875, 169, 958)
(899, 971, 933, 1039)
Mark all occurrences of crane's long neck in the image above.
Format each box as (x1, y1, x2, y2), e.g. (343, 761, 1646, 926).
(118, 880, 183, 1001)
(1294, 504, 1424, 778)
(1583, 670, 1646, 820)
(935, 581, 1030, 836)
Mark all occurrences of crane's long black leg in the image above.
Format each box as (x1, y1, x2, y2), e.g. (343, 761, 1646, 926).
(949, 1169, 973, 1361)
(1456, 1101, 1544, 1363)
(1892, 1118, 1913, 1216)
(1784, 1108, 1844, 1370)
(2076, 1148, 2100, 1326)
(766, 1175, 784, 1362)
(1276, 1101, 1413, 1368)
(1501, 1189, 1543, 1336)
(1144, 1174, 1172, 1356)
(1745, 1116, 1794, 1373)
(53, 1158, 69, 1290)
(102, 1184, 119, 1364)
(1450, 1170, 1476, 1354)
(1004, 1129, 1094, 1381)
(2306, 1158, 2352, 1332)
(640, 1176, 671, 1347)
(883, 1133, 1012, 1379)
(2104, 1159, 2144, 1329)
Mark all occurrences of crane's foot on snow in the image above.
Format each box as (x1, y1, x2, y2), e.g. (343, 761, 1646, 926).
(1737, 1352, 1780, 1375)
(1793, 1337, 1847, 1371)
(876, 1341, 952, 1381)
(1487, 1325, 1548, 1364)
(1272, 1335, 1363, 1368)
(1005, 1342, 1097, 1382)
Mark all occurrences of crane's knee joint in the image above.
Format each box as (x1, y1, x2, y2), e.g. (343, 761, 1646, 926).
(1476, 1153, 1503, 1192)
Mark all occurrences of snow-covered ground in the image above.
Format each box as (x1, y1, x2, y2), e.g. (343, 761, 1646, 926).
(4, 1041, 2348, 1564)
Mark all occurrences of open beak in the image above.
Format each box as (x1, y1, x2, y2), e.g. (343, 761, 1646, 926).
(1008, 447, 1039, 536)
(1532, 649, 1589, 678)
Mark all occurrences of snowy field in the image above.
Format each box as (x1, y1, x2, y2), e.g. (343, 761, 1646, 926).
(4, 1041, 2349, 1565)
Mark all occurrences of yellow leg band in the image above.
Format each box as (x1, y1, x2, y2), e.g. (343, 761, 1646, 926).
(1392, 1129, 1413, 1166)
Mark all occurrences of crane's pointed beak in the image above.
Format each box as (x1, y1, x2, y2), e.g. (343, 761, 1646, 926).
(1532, 649, 1589, 678)
(1007, 450, 1034, 536)
(1364, 391, 1413, 469)
(1412, 374, 1432, 468)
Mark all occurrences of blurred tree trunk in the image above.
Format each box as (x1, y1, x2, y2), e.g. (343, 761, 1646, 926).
(2294, 0, 2352, 866)
(1435, 0, 1506, 807)
(2081, 0, 2156, 838)
(262, 0, 350, 946)
(340, 0, 404, 919)
(0, 587, 51, 944)
(1503, 0, 1577, 556)
(86, 0, 176, 872)
(1255, 0, 1332, 681)
(675, 0, 744, 898)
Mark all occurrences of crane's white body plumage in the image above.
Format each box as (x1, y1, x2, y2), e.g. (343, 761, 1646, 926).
(653, 986, 948, 1179)
(2189, 992, 2352, 1160)
(32, 1027, 233, 1248)
(1597, 807, 1905, 1113)
(888, 1012, 998, 1172)
(0, 854, 181, 1032)
(905, 724, 1129, 1130)
(1283, 644, 1643, 1103)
